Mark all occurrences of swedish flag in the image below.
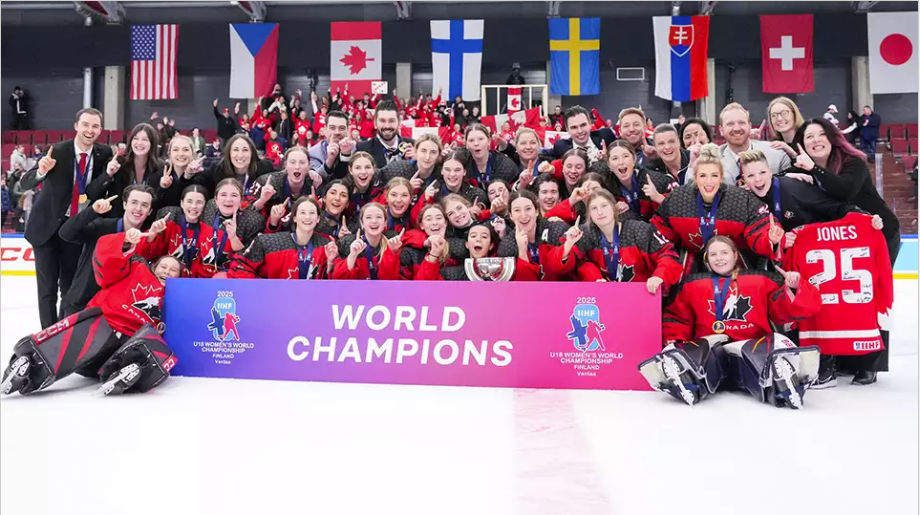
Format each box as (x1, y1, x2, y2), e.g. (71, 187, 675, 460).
(549, 18, 600, 96)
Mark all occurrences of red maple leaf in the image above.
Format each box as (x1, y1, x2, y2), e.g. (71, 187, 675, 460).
(548, 133, 562, 145)
(340, 45, 374, 75)
(509, 97, 521, 110)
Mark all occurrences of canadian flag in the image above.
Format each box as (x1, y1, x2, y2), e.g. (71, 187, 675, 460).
(507, 87, 522, 113)
(481, 107, 542, 134)
(544, 131, 569, 148)
(330, 22, 382, 96)
(867, 12, 918, 94)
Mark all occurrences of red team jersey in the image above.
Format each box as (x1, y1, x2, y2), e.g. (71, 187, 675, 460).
(782, 213, 893, 356)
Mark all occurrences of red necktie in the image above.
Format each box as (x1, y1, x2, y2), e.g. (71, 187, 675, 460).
(70, 152, 88, 217)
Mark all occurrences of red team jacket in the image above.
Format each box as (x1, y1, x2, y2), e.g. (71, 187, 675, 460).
(228, 231, 334, 280)
(782, 213, 893, 355)
(142, 206, 218, 278)
(611, 169, 679, 222)
(662, 269, 822, 344)
(331, 233, 402, 280)
(496, 219, 572, 281)
(88, 233, 168, 336)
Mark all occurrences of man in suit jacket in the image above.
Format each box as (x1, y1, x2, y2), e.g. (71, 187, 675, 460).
(355, 100, 414, 169)
(309, 110, 355, 181)
(546, 105, 616, 163)
(712, 102, 791, 185)
(18, 108, 113, 328)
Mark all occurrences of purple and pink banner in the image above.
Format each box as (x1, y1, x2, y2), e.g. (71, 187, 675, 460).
(163, 280, 661, 391)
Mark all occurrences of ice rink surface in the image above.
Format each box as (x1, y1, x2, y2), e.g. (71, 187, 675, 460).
(1, 275, 917, 515)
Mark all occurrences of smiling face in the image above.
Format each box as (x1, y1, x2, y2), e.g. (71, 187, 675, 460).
(566, 113, 592, 146)
(153, 257, 182, 284)
(420, 207, 447, 237)
(229, 138, 253, 171)
(465, 129, 490, 160)
(181, 191, 207, 222)
(441, 158, 466, 190)
(509, 196, 537, 231)
(375, 109, 399, 142)
(74, 112, 102, 148)
(215, 184, 242, 216)
(169, 138, 194, 168)
(516, 131, 540, 162)
(386, 184, 411, 217)
(294, 199, 319, 232)
(326, 115, 349, 144)
(653, 129, 680, 164)
(324, 183, 349, 216)
(706, 240, 737, 276)
(769, 102, 794, 134)
(361, 205, 386, 238)
(608, 146, 636, 184)
(741, 160, 773, 199)
(444, 199, 473, 228)
(349, 156, 375, 188)
(285, 149, 310, 185)
(681, 122, 709, 147)
(416, 140, 440, 171)
(720, 108, 751, 148)
(619, 113, 646, 146)
(802, 123, 831, 162)
(466, 225, 493, 258)
(537, 181, 560, 213)
(562, 155, 586, 186)
(122, 190, 153, 227)
(695, 163, 723, 203)
(131, 130, 151, 158)
(587, 195, 616, 228)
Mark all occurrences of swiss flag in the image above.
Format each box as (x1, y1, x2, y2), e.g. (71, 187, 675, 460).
(330, 22, 382, 96)
(868, 12, 918, 94)
(507, 87, 522, 114)
(760, 15, 813, 93)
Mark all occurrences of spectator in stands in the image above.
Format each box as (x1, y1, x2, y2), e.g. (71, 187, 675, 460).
(792, 117, 899, 263)
(451, 96, 465, 113)
(277, 110, 294, 143)
(823, 104, 839, 126)
(767, 97, 805, 159)
(214, 98, 241, 147)
(550, 105, 564, 128)
(8, 86, 29, 130)
(506, 63, 526, 85)
(19, 107, 113, 329)
(712, 102, 790, 185)
(12, 190, 31, 232)
(309, 110, 356, 182)
(356, 101, 414, 169)
(548, 105, 616, 163)
(190, 127, 206, 157)
(859, 105, 881, 161)
(264, 129, 287, 168)
(617, 107, 655, 167)
(1, 175, 10, 228)
(469, 106, 481, 125)
(679, 117, 711, 149)
(206, 138, 222, 163)
(9, 144, 27, 174)
(841, 110, 860, 146)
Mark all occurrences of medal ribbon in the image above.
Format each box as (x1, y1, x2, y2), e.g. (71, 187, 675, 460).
(696, 190, 721, 247)
(294, 234, 315, 280)
(601, 226, 621, 281)
(178, 214, 200, 269)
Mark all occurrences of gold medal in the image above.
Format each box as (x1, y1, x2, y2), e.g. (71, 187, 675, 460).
(79, 194, 87, 204)
(156, 322, 166, 335)
(712, 321, 726, 334)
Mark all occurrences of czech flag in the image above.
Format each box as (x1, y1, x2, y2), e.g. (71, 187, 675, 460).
(652, 16, 710, 101)
(229, 23, 279, 99)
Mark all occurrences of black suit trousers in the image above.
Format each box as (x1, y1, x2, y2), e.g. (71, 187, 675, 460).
(32, 224, 82, 329)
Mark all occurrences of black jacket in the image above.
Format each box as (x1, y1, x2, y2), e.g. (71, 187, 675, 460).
(214, 105, 240, 140)
(546, 127, 616, 160)
(84, 157, 163, 218)
(58, 208, 129, 314)
(755, 174, 863, 232)
(19, 139, 113, 246)
(355, 135, 415, 169)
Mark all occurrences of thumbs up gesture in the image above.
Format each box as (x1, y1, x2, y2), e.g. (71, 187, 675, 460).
(794, 144, 815, 172)
(38, 146, 56, 175)
(106, 156, 121, 177)
(641, 174, 664, 204)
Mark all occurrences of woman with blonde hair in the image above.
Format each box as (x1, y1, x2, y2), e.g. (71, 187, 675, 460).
(378, 132, 443, 190)
(332, 202, 405, 280)
(766, 96, 805, 158)
(651, 144, 784, 273)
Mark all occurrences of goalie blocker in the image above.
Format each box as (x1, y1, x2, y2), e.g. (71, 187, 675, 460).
(0, 308, 177, 397)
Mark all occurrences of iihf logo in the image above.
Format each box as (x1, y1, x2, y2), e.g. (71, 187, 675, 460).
(566, 303, 607, 353)
(207, 293, 240, 342)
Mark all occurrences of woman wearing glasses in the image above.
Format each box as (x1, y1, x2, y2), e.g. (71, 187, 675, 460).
(766, 97, 805, 160)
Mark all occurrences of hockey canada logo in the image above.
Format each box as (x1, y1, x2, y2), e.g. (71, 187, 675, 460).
(130, 284, 163, 322)
(208, 293, 241, 342)
(567, 303, 607, 352)
(707, 288, 753, 322)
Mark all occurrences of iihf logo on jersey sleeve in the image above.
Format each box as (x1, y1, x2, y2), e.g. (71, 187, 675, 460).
(567, 303, 607, 352)
(207, 293, 241, 342)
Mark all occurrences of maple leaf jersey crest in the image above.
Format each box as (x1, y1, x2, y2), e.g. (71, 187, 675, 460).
(130, 284, 163, 322)
(707, 287, 754, 322)
(617, 264, 636, 282)
(340, 45, 373, 74)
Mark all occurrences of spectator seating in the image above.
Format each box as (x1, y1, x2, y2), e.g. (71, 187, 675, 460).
(910, 139, 919, 155)
(890, 139, 910, 156)
(908, 123, 919, 139)
(110, 130, 126, 144)
(888, 123, 907, 140)
(1, 132, 16, 144)
(901, 155, 918, 171)
(203, 129, 218, 142)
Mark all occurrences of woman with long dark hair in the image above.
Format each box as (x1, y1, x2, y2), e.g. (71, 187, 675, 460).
(315, 179, 358, 239)
(198, 178, 266, 278)
(791, 117, 900, 262)
(195, 133, 275, 195)
(86, 123, 161, 216)
(496, 190, 572, 281)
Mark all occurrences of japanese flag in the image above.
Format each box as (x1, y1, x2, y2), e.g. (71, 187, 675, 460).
(868, 12, 918, 94)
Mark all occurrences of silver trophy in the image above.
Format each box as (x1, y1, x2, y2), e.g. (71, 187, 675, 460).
(464, 257, 516, 281)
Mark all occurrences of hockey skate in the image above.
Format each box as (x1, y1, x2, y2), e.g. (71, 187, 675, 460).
(723, 334, 821, 409)
(96, 363, 142, 396)
(0, 356, 32, 396)
(770, 356, 803, 409)
(638, 336, 727, 406)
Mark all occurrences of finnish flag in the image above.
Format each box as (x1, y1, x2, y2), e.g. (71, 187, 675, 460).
(431, 20, 484, 101)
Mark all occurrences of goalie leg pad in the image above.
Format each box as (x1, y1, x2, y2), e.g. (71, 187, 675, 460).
(638, 335, 729, 406)
(1, 308, 115, 396)
(722, 333, 821, 409)
(98, 324, 178, 394)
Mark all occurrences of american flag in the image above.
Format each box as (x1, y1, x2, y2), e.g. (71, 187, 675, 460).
(131, 24, 178, 100)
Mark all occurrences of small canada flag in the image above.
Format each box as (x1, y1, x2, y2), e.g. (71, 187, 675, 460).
(330, 22, 382, 96)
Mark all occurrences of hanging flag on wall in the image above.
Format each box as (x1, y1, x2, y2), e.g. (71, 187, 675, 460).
(331, 22, 382, 96)
(760, 15, 813, 93)
(431, 20, 484, 101)
(549, 18, 601, 96)
(868, 12, 918, 94)
(229, 23, 279, 99)
(507, 86, 522, 113)
(652, 16, 710, 101)
(130, 24, 178, 100)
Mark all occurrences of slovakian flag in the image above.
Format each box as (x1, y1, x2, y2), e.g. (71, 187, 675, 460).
(760, 15, 813, 93)
(868, 12, 918, 94)
(229, 23, 279, 98)
(652, 16, 710, 101)
(331, 22, 382, 96)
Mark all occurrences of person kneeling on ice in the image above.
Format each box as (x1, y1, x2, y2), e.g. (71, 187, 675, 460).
(638, 236, 823, 409)
(1, 229, 182, 397)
